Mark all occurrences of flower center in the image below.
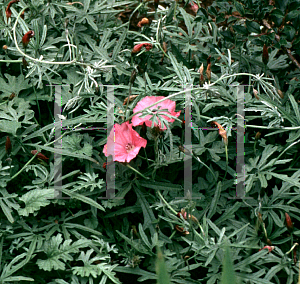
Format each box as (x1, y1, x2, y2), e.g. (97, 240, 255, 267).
(125, 143, 135, 152)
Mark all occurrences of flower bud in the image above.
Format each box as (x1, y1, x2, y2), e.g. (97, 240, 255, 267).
(255, 132, 261, 140)
(177, 208, 198, 223)
(31, 150, 49, 161)
(277, 89, 284, 99)
(6, 8, 12, 19)
(206, 56, 211, 82)
(262, 44, 269, 65)
(22, 31, 35, 48)
(253, 88, 259, 100)
(285, 212, 294, 232)
(5, 136, 12, 155)
(175, 225, 189, 235)
(198, 63, 204, 85)
(5, 0, 20, 19)
(178, 145, 192, 156)
(259, 245, 274, 252)
(9, 93, 16, 100)
(137, 18, 150, 28)
(132, 43, 153, 54)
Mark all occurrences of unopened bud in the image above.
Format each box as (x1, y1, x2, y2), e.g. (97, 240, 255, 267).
(255, 132, 261, 140)
(262, 44, 269, 65)
(259, 245, 274, 253)
(137, 18, 150, 28)
(253, 88, 259, 100)
(5, 136, 12, 155)
(285, 212, 294, 232)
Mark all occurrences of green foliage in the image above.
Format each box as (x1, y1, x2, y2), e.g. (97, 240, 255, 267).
(0, 0, 300, 283)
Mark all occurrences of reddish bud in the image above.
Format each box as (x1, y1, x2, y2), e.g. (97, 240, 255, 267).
(103, 161, 114, 170)
(5, 136, 12, 155)
(285, 212, 294, 232)
(31, 150, 49, 161)
(6, 0, 19, 19)
(175, 225, 189, 235)
(162, 41, 167, 53)
(137, 18, 150, 28)
(255, 132, 261, 140)
(262, 44, 269, 65)
(123, 95, 138, 105)
(132, 43, 153, 54)
(206, 56, 211, 82)
(177, 209, 198, 223)
(20, 11, 25, 19)
(9, 93, 16, 100)
(22, 30, 35, 48)
(259, 245, 274, 253)
(6, 9, 12, 19)
(178, 145, 192, 156)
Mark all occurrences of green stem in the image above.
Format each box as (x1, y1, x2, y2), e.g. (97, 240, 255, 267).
(126, 164, 149, 180)
(157, 191, 178, 215)
(9, 152, 39, 181)
(192, 153, 217, 184)
(222, 144, 228, 182)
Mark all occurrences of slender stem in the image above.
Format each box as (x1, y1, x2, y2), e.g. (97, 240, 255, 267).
(126, 164, 149, 180)
(222, 144, 228, 183)
(157, 191, 178, 215)
(9, 152, 39, 181)
(156, 18, 170, 60)
(193, 154, 217, 184)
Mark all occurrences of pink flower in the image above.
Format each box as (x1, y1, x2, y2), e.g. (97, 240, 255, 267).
(190, 1, 199, 13)
(103, 121, 147, 163)
(132, 96, 181, 130)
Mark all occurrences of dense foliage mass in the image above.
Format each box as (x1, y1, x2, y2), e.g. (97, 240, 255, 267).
(0, 0, 300, 283)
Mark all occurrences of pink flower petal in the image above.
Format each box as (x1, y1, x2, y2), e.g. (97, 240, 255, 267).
(103, 121, 147, 163)
(132, 96, 181, 130)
